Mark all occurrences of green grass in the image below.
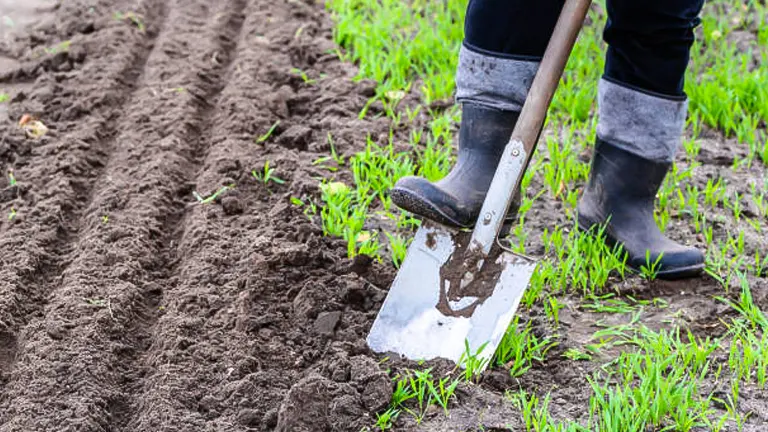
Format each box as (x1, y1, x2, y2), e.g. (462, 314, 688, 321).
(322, 0, 768, 429)
(113, 11, 146, 33)
(251, 161, 285, 186)
(375, 366, 461, 428)
(493, 317, 558, 378)
(192, 184, 234, 205)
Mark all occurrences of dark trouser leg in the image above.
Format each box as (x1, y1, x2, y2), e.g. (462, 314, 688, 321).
(457, 0, 564, 112)
(580, 0, 707, 279)
(604, 0, 704, 98)
(599, 0, 705, 162)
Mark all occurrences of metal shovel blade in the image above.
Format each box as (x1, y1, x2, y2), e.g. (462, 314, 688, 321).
(366, 222, 536, 367)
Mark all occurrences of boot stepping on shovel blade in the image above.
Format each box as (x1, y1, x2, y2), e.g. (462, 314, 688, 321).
(366, 0, 593, 370)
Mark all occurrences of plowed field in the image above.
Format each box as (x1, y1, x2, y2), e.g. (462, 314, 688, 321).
(0, 1, 399, 430)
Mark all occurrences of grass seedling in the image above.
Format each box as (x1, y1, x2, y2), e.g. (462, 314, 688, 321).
(427, 376, 460, 416)
(457, 340, 490, 382)
(44, 40, 71, 55)
(312, 133, 346, 171)
(290, 68, 317, 85)
(0, 93, 8, 103)
(114, 11, 146, 33)
(193, 184, 234, 205)
(563, 348, 592, 361)
(544, 295, 565, 325)
(255, 120, 280, 144)
(164, 86, 186, 94)
(716, 273, 768, 331)
(583, 294, 638, 314)
(375, 407, 399, 430)
(508, 390, 582, 432)
(639, 250, 664, 281)
(494, 318, 558, 378)
(380, 367, 461, 428)
(384, 232, 408, 268)
(751, 251, 768, 277)
(326, 133, 345, 165)
(724, 192, 743, 222)
(408, 368, 433, 423)
(586, 325, 718, 432)
(7, 170, 16, 186)
(391, 374, 416, 408)
(252, 161, 285, 185)
(7, 207, 16, 221)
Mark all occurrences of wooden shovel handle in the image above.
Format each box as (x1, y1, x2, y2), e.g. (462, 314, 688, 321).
(513, 0, 592, 154)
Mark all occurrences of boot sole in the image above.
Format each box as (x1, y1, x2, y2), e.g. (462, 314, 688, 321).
(390, 187, 469, 229)
(576, 219, 704, 281)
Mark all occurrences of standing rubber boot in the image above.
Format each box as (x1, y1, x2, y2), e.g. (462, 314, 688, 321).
(391, 102, 520, 228)
(578, 79, 704, 279)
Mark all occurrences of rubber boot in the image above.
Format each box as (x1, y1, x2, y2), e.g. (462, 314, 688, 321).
(577, 139, 705, 279)
(391, 102, 521, 229)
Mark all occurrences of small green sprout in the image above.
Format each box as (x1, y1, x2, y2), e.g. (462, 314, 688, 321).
(256, 120, 280, 144)
(193, 184, 234, 204)
(252, 161, 285, 185)
(384, 232, 408, 268)
(374, 407, 399, 430)
(457, 340, 490, 382)
(44, 40, 71, 55)
(290, 68, 317, 85)
(639, 251, 664, 280)
(114, 11, 146, 33)
(563, 348, 592, 361)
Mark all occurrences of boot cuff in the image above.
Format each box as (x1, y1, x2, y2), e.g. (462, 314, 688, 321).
(455, 44, 539, 113)
(597, 78, 688, 163)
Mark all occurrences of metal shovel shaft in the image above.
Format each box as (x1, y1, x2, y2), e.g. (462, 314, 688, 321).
(469, 0, 592, 256)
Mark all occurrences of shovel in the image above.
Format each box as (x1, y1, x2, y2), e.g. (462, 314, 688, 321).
(367, 0, 593, 368)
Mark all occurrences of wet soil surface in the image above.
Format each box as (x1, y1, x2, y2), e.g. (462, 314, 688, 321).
(0, 1, 766, 431)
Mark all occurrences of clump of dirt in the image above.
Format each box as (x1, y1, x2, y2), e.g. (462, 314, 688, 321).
(275, 356, 392, 431)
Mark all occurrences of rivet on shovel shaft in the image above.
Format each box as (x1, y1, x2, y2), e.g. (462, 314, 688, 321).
(483, 213, 492, 225)
(512, 148, 520, 157)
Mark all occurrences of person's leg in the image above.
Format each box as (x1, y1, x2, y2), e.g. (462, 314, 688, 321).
(458, 0, 565, 112)
(579, 0, 706, 279)
(392, 0, 565, 228)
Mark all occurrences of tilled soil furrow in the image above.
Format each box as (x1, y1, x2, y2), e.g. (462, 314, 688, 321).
(0, 0, 166, 389)
(0, 0, 245, 430)
(115, 0, 393, 430)
(112, 2, 263, 430)
(109, 0, 249, 429)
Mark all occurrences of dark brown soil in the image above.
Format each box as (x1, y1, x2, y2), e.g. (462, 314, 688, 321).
(0, 0, 766, 431)
(0, 0, 395, 430)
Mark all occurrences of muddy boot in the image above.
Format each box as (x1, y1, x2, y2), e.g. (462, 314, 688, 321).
(391, 102, 521, 228)
(578, 139, 705, 279)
